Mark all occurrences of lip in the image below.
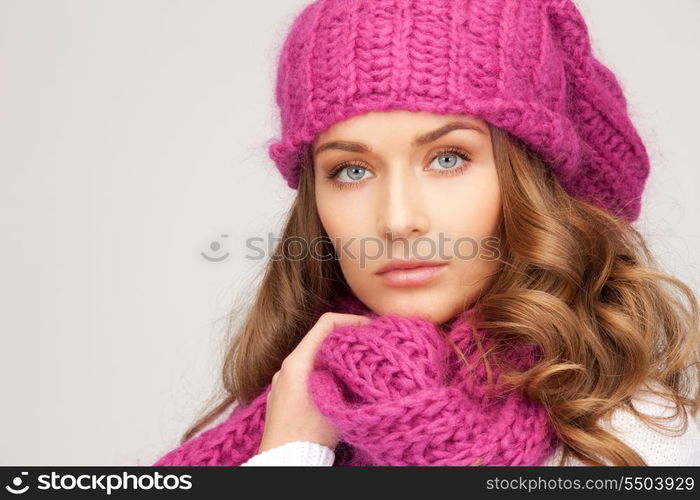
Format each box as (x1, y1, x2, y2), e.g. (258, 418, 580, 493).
(375, 260, 448, 288)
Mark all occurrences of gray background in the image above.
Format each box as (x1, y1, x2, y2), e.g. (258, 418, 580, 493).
(1, 0, 698, 465)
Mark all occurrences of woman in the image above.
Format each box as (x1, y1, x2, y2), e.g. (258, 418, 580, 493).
(153, 0, 700, 466)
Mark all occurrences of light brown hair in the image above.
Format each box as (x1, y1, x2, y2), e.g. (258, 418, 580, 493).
(178, 124, 700, 466)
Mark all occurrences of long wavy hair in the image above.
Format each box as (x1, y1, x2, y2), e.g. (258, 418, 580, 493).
(177, 123, 700, 466)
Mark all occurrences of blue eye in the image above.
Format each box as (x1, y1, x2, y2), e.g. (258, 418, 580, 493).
(335, 165, 373, 182)
(428, 149, 471, 173)
(326, 164, 375, 190)
(325, 147, 472, 190)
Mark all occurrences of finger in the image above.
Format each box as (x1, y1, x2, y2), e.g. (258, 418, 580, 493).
(305, 313, 371, 348)
(294, 313, 372, 363)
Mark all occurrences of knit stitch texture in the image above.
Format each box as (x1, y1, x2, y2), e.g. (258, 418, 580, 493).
(152, 294, 558, 466)
(265, 0, 650, 223)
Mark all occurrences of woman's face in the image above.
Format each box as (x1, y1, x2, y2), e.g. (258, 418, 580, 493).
(312, 110, 501, 324)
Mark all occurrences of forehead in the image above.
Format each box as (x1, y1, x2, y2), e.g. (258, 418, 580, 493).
(312, 111, 490, 160)
(315, 110, 487, 141)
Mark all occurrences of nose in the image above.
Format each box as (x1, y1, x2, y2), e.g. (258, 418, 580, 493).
(376, 169, 430, 241)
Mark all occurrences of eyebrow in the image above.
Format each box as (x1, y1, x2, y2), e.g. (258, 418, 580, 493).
(313, 120, 487, 156)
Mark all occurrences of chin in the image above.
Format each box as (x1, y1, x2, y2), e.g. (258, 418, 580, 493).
(371, 301, 451, 324)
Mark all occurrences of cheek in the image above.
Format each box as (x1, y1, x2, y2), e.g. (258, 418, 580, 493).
(316, 191, 377, 264)
(433, 170, 501, 291)
(428, 167, 501, 245)
(317, 194, 369, 238)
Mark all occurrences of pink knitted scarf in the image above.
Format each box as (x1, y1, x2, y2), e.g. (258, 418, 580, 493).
(153, 294, 558, 466)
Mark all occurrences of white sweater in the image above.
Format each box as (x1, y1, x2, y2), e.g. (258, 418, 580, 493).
(238, 383, 700, 466)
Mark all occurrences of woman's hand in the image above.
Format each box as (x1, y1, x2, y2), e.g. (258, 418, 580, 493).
(257, 312, 372, 454)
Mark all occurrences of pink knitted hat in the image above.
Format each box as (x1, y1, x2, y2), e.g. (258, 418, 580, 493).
(265, 0, 650, 223)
